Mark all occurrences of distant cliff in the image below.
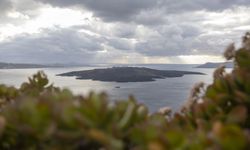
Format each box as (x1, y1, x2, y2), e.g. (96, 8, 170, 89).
(58, 67, 205, 82)
(196, 62, 233, 68)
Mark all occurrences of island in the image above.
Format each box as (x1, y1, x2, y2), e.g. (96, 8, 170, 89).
(196, 62, 233, 68)
(58, 67, 205, 82)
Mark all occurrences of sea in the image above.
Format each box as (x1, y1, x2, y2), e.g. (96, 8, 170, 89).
(0, 64, 221, 112)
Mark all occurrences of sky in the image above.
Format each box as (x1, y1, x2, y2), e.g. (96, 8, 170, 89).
(0, 0, 249, 64)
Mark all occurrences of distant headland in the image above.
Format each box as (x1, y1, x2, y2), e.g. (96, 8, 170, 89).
(58, 67, 205, 82)
(0, 62, 64, 69)
(0, 62, 49, 69)
(196, 62, 233, 68)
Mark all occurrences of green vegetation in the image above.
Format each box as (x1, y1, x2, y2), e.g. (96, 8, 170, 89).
(0, 33, 250, 150)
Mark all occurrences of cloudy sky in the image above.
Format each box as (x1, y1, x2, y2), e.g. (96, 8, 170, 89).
(0, 0, 249, 64)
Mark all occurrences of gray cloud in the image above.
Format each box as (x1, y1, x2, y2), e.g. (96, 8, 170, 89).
(112, 23, 137, 39)
(0, 0, 250, 64)
(134, 22, 243, 57)
(0, 0, 12, 14)
(0, 0, 13, 21)
(36, 0, 250, 23)
(36, 0, 157, 22)
(0, 27, 105, 63)
(106, 37, 133, 50)
(0, 0, 43, 26)
(160, 0, 250, 12)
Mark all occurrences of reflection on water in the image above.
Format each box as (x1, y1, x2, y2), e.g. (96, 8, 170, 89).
(0, 65, 219, 112)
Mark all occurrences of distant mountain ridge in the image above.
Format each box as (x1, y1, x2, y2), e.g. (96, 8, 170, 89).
(196, 62, 233, 68)
(0, 62, 62, 69)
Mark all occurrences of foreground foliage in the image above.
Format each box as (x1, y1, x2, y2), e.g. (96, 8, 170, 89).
(0, 33, 250, 149)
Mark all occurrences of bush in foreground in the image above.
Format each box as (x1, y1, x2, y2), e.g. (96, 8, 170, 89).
(0, 33, 250, 149)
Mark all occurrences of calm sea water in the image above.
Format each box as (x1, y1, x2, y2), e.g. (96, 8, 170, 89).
(0, 64, 217, 112)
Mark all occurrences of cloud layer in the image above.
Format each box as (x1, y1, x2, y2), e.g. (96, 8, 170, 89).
(0, 0, 249, 64)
